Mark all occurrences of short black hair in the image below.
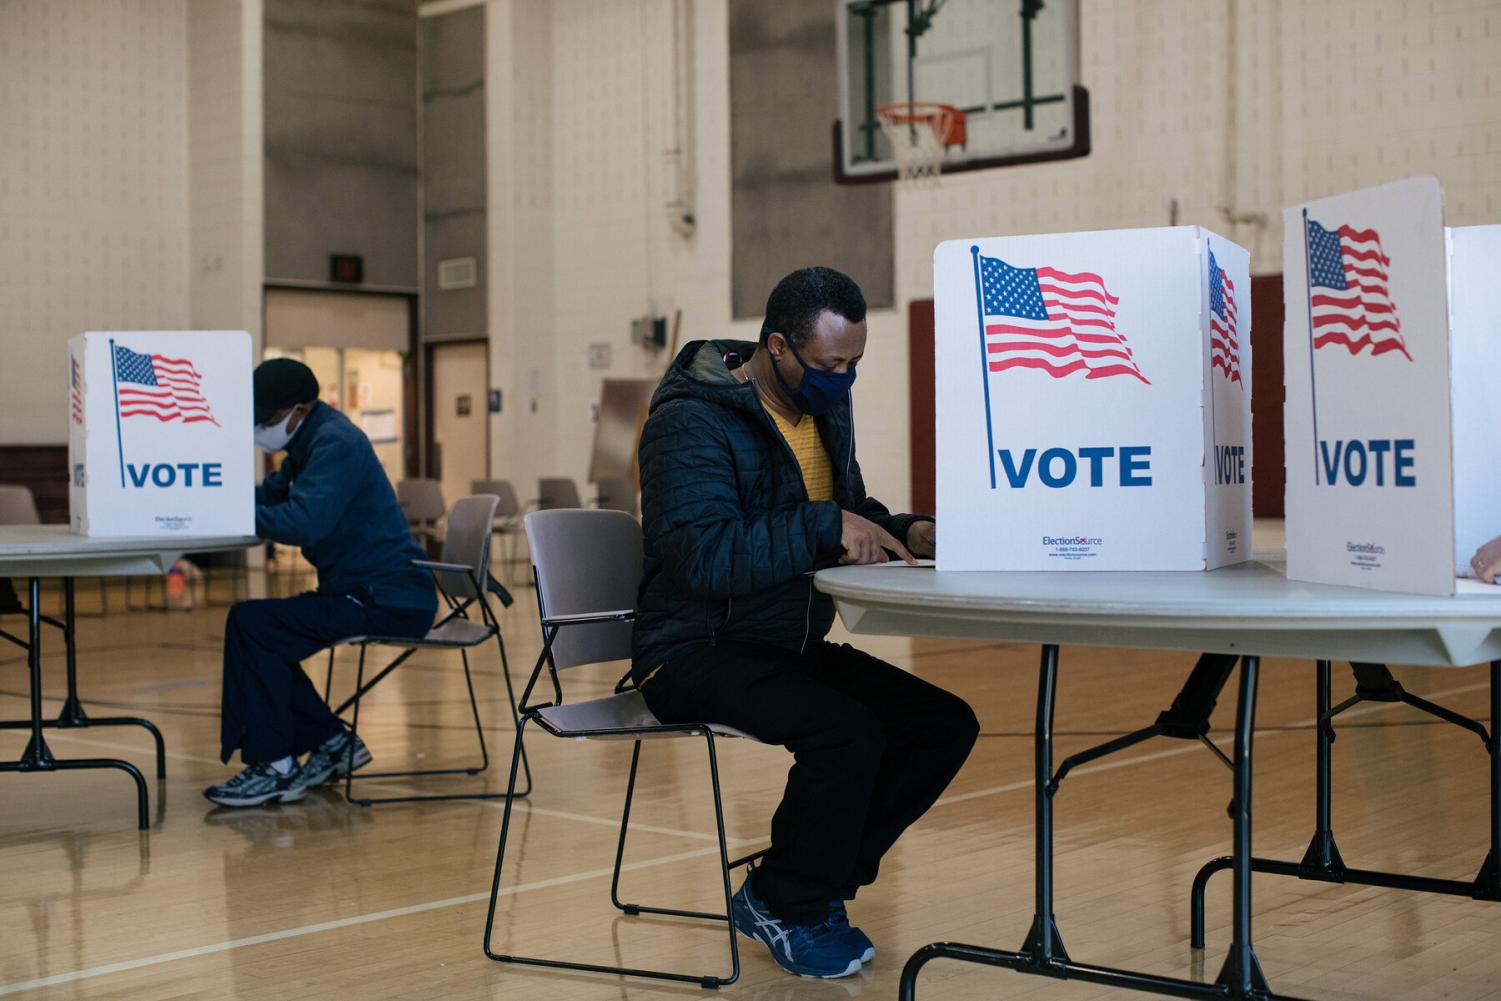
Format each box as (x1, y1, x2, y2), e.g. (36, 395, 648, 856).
(761, 267, 866, 348)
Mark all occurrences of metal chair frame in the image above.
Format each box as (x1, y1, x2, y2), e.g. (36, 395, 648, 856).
(325, 502, 531, 807)
(481, 510, 767, 990)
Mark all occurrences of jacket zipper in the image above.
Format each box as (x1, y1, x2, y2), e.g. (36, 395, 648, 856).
(748, 380, 847, 654)
(799, 579, 813, 653)
(843, 387, 855, 503)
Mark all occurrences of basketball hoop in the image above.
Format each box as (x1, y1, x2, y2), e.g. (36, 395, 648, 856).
(875, 102, 966, 186)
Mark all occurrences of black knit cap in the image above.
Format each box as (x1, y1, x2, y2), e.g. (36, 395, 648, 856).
(252, 358, 319, 426)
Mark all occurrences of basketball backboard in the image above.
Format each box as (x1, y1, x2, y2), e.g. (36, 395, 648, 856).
(835, 0, 1089, 183)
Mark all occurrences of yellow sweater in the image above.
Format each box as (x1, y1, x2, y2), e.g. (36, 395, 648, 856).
(764, 404, 834, 501)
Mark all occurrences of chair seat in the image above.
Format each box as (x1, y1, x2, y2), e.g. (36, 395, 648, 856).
(339, 618, 496, 649)
(533, 689, 758, 742)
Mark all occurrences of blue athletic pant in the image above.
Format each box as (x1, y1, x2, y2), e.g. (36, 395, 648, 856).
(218, 593, 431, 765)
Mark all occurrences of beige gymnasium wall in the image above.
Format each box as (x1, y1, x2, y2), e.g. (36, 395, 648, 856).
(0, 0, 264, 447)
(483, 0, 1501, 515)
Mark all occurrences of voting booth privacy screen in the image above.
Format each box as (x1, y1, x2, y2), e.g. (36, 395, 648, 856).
(68, 331, 254, 537)
(1448, 225, 1501, 581)
(933, 227, 1253, 572)
(1282, 177, 1458, 596)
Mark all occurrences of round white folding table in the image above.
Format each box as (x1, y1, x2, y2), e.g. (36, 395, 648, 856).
(815, 556, 1501, 1001)
(0, 527, 257, 829)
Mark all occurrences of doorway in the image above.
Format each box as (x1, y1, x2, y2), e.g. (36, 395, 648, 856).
(263, 287, 417, 485)
(427, 340, 489, 507)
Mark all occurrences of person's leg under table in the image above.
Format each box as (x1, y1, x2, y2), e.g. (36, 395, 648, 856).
(218, 594, 369, 767)
(641, 640, 898, 925)
(899, 649, 1299, 1001)
(798, 641, 980, 899)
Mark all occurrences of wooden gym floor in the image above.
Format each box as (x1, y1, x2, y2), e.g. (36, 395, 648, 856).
(2, 562, 1499, 1000)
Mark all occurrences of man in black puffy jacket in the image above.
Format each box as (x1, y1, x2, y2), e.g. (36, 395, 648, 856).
(632, 267, 979, 979)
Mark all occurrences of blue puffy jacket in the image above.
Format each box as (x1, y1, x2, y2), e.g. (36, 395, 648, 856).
(256, 401, 436, 614)
(632, 339, 929, 674)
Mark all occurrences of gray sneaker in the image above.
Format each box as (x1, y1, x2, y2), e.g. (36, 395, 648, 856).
(203, 762, 307, 808)
(300, 732, 372, 786)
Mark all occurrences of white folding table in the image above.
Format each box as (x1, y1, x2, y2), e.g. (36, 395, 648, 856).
(0, 527, 257, 829)
(815, 556, 1501, 1001)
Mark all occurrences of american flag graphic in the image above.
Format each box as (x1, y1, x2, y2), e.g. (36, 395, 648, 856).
(70, 355, 83, 425)
(112, 345, 220, 425)
(1305, 217, 1410, 360)
(976, 253, 1149, 384)
(1207, 247, 1241, 386)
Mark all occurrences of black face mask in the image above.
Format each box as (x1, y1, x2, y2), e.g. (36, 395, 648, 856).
(762, 325, 857, 417)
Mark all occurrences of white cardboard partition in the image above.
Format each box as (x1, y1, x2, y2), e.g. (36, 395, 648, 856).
(933, 227, 1252, 571)
(1449, 225, 1501, 577)
(68, 331, 254, 537)
(1282, 177, 1455, 595)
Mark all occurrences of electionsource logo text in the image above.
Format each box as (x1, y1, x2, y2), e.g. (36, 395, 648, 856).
(1043, 535, 1103, 546)
(1345, 541, 1386, 555)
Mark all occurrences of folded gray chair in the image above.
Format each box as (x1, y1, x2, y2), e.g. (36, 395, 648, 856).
(535, 476, 582, 511)
(396, 477, 446, 552)
(591, 475, 638, 516)
(471, 478, 525, 586)
(325, 493, 530, 806)
(482, 509, 766, 989)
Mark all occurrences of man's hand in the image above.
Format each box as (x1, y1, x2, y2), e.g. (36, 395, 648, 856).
(907, 520, 936, 559)
(1471, 534, 1501, 583)
(840, 510, 915, 565)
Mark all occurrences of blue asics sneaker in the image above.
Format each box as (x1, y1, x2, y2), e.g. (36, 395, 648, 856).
(827, 900, 875, 963)
(731, 875, 863, 978)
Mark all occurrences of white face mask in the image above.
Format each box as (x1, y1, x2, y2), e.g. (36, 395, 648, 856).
(253, 409, 299, 452)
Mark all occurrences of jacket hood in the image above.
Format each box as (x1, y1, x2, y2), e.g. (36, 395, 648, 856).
(648, 339, 762, 415)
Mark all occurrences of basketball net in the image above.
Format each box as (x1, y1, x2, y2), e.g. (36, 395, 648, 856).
(876, 102, 962, 188)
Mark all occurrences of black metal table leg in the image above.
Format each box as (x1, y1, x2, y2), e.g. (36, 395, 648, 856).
(1476, 660, 1500, 897)
(1216, 655, 1270, 993)
(53, 577, 168, 778)
(0, 577, 152, 830)
(1193, 658, 1501, 946)
(900, 648, 1302, 1001)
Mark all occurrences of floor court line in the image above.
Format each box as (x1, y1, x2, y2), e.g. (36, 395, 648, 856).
(935, 677, 1491, 807)
(0, 842, 732, 997)
(35, 676, 1494, 828)
(7, 677, 1489, 995)
(34, 732, 760, 846)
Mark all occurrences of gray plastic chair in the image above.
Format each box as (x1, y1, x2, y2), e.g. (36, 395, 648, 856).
(482, 509, 765, 989)
(0, 483, 107, 617)
(472, 478, 525, 584)
(396, 478, 446, 549)
(325, 494, 531, 806)
(592, 476, 638, 516)
(0, 485, 41, 525)
(535, 477, 582, 511)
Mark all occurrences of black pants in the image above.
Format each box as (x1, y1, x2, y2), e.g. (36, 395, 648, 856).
(639, 640, 979, 924)
(218, 593, 432, 765)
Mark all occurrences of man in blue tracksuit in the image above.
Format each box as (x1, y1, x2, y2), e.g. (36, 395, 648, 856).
(204, 359, 436, 808)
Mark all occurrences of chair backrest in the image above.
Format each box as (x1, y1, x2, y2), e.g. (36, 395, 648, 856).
(0, 485, 40, 526)
(537, 477, 582, 511)
(436, 494, 500, 601)
(525, 509, 641, 670)
(397, 478, 446, 524)
(593, 476, 638, 516)
(471, 479, 521, 519)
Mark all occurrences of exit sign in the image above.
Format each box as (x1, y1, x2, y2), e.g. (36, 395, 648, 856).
(329, 254, 364, 284)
